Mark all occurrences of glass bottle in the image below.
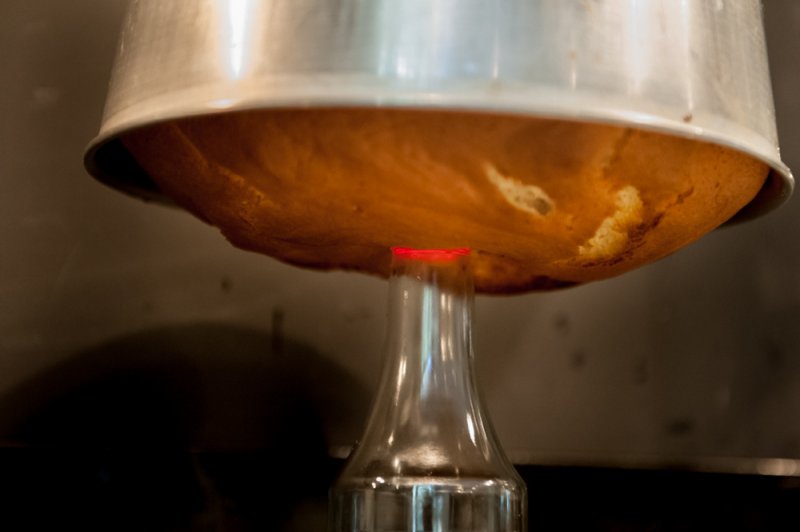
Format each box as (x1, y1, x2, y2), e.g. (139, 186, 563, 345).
(330, 247, 527, 532)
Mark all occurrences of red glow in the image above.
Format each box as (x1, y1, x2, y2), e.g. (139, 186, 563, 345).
(391, 247, 471, 261)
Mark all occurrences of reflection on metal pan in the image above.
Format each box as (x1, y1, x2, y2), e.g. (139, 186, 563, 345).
(85, 0, 792, 219)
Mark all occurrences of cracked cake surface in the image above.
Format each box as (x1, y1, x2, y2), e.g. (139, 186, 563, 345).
(122, 108, 768, 293)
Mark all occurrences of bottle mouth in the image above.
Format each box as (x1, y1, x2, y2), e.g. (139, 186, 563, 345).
(391, 247, 471, 262)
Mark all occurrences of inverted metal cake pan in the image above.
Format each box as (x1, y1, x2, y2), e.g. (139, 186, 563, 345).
(85, 0, 793, 219)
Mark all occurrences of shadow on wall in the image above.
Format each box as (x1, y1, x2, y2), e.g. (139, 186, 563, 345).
(0, 323, 369, 532)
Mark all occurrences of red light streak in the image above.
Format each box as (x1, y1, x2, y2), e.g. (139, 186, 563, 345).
(391, 247, 471, 261)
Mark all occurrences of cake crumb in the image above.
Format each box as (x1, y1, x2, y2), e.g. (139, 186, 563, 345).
(579, 186, 643, 260)
(484, 162, 554, 216)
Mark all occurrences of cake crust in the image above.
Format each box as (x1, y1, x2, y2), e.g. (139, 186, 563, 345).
(123, 108, 768, 293)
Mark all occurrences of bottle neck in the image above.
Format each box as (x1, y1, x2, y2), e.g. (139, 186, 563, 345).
(333, 250, 526, 532)
(386, 250, 475, 409)
(351, 248, 506, 476)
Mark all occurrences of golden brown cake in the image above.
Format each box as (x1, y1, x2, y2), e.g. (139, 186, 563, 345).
(122, 108, 768, 293)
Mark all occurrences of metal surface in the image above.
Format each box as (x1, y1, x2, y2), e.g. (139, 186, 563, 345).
(85, 0, 793, 219)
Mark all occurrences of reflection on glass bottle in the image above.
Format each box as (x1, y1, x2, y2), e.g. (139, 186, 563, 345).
(330, 247, 527, 531)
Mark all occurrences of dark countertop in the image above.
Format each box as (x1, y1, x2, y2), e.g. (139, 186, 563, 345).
(1, 449, 798, 531)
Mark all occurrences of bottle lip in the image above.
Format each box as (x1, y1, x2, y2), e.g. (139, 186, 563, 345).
(391, 247, 471, 262)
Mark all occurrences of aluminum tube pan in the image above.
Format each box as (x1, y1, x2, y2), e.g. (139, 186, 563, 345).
(85, 0, 793, 220)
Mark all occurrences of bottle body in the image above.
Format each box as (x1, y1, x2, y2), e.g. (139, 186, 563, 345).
(331, 476, 524, 532)
(330, 248, 526, 532)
